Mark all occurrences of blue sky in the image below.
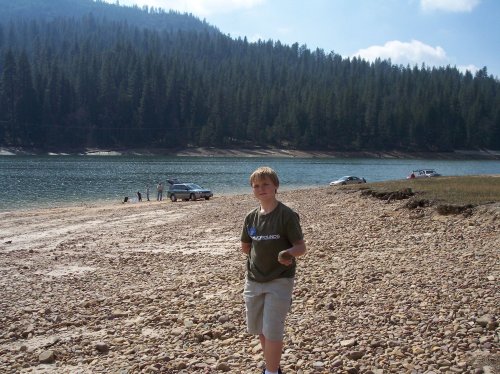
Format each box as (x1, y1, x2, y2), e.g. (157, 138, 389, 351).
(108, 0, 500, 78)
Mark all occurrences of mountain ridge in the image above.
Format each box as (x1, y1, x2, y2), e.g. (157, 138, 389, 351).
(0, 0, 219, 34)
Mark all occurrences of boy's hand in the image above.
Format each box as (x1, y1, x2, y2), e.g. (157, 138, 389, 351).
(278, 250, 293, 266)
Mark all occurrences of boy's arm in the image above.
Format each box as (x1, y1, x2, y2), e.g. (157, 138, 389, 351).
(278, 239, 306, 265)
(287, 239, 306, 257)
(241, 241, 251, 255)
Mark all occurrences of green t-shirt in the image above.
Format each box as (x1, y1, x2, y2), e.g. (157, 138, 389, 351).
(241, 201, 303, 282)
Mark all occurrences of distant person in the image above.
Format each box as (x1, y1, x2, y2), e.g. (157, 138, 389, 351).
(146, 185, 150, 201)
(241, 167, 307, 374)
(157, 182, 164, 201)
(137, 191, 142, 202)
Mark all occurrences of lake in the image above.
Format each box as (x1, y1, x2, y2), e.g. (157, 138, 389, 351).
(0, 155, 499, 212)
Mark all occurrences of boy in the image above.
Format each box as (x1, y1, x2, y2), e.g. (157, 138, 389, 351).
(241, 167, 307, 374)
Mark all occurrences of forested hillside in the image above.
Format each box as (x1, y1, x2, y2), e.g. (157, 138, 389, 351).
(0, 0, 216, 33)
(0, 0, 499, 152)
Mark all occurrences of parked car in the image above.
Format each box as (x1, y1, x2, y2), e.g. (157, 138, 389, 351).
(167, 183, 213, 202)
(329, 176, 366, 186)
(407, 169, 441, 179)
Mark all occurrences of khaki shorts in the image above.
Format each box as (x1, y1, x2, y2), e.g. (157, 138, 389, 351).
(243, 277, 294, 341)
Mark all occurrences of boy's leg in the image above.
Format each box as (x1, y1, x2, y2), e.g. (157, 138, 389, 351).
(244, 280, 265, 335)
(259, 333, 266, 351)
(262, 336, 283, 372)
(262, 278, 294, 373)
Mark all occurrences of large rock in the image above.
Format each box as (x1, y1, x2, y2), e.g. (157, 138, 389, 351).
(39, 350, 55, 364)
(95, 342, 109, 353)
(476, 314, 497, 329)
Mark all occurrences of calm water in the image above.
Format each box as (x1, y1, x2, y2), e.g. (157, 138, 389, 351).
(0, 155, 499, 212)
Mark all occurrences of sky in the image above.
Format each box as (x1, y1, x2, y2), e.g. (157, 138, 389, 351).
(107, 0, 500, 78)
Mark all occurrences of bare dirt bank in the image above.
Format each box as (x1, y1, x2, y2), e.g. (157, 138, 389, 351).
(1, 146, 500, 159)
(0, 188, 498, 373)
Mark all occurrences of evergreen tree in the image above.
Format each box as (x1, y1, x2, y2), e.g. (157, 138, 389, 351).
(0, 49, 16, 143)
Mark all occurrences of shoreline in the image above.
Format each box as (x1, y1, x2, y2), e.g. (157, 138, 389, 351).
(0, 193, 244, 215)
(1, 146, 500, 159)
(2, 176, 500, 214)
(0, 186, 310, 214)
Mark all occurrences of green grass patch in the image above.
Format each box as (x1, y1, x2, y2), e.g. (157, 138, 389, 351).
(346, 175, 500, 206)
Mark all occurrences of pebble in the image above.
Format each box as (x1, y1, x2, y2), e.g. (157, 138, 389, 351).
(215, 361, 231, 371)
(340, 338, 357, 347)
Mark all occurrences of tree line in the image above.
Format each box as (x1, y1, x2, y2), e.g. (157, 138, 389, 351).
(0, 12, 499, 151)
(0, 0, 217, 34)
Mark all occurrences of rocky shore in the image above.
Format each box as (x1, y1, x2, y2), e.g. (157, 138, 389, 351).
(1, 146, 500, 159)
(0, 187, 498, 373)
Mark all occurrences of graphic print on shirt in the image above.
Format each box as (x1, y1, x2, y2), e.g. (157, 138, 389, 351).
(247, 226, 281, 241)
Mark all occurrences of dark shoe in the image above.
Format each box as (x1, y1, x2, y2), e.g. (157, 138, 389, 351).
(261, 369, 283, 374)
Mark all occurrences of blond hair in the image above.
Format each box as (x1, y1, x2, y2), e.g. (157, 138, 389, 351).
(249, 166, 279, 187)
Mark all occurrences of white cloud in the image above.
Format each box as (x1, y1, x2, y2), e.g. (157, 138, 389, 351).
(353, 40, 448, 68)
(248, 33, 266, 43)
(112, 0, 266, 16)
(420, 0, 480, 12)
(353, 40, 481, 73)
(457, 64, 479, 74)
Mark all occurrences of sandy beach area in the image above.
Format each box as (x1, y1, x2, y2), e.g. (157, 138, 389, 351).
(0, 187, 498, 373)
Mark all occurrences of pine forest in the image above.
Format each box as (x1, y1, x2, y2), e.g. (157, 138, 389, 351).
(0, 0, 499, 152)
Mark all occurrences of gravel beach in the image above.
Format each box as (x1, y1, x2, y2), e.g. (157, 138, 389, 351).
(0, 187, 498, 373)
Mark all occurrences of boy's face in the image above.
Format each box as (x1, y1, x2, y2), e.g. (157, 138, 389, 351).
(251, 176, 277, 202)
